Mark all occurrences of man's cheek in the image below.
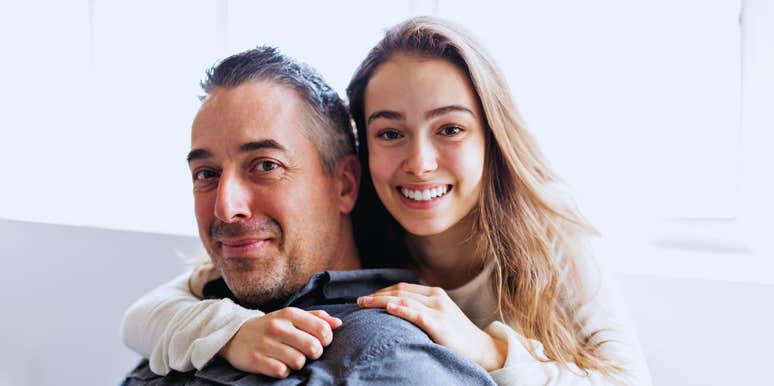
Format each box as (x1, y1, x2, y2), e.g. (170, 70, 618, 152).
(193, 195, 214, 224)
(193, 203, 215, 252)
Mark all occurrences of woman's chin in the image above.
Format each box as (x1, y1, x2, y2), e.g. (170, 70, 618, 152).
(399, 219, 452, 237)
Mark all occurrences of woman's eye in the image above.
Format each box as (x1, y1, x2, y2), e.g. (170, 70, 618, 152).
(256, 160, 280, 172)
(438, 125, 463, 136)
(376, 129, 403, 140)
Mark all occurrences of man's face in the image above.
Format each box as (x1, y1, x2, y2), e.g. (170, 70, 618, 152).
(188, 81, 347, 306)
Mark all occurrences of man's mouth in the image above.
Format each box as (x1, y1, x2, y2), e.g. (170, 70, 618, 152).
(219, 238, 269, 247)
(218, 238, 272, 256)
(397, 184, 452, 202)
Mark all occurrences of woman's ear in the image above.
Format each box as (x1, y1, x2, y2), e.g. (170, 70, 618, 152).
(335, 154, 361, 214)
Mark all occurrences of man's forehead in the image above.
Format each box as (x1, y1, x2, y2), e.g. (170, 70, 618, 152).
(190, 82, 312, 156)
(194, 82, 302, 125)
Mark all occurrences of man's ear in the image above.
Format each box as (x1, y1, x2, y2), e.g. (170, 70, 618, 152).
(335, 154, 361, 214)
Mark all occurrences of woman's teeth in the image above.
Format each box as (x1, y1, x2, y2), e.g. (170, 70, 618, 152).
(400, 185, 449, 201)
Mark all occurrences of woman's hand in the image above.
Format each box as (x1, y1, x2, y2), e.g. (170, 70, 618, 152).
(357, 282, 507, 371)
(220, 307, 342, 378)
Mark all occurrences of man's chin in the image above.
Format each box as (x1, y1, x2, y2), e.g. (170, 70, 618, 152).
(219, 262, 299, 308)
(232, 285, 297, 309)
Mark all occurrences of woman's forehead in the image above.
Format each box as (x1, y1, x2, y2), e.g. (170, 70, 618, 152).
(364, 56, 479, 115)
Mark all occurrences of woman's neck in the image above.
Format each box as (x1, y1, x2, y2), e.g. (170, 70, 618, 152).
(405, 214, 486, 290)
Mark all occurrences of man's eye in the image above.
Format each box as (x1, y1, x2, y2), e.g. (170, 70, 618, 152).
(376, 129, 403, 140)
(438, 125, 463, 136)
(193, 169, 219, 181)
(256, 160, 280, 172)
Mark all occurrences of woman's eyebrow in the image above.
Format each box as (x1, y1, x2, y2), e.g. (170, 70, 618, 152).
(367, 105, 474, 125)
(367, 110, 404, 124)
(425, 105, 474, 120)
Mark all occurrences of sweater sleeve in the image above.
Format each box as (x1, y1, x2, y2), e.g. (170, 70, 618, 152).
(120, 269, 265, 375)
(485, 258, 652, 386)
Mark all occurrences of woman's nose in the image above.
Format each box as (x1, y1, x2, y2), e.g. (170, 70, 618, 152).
(401, 138, 438, 177)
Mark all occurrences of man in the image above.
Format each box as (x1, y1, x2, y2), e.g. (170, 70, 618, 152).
(121, 47, 495, 385)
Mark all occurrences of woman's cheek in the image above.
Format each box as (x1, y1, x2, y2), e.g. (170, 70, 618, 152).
(369, 150, 394, 192)
(449, 140, 485, 191)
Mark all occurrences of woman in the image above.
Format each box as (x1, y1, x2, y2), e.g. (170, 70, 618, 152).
(122, 17, 650, 385)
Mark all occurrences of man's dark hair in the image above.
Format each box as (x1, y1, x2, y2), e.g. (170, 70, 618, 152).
(201, 46, 356, 174)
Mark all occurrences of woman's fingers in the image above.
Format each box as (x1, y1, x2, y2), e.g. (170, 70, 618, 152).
(248, 354, 292, 378)
(307, 309, 343, 331)
(357, 291, 430, 308)
(286, 308, 337, 347)
(261, 338, 309, 372)
(384, 302, 435, 332)
(219, 315, 305, 377)
(370, 282, 443, 296)
(359, 285, 501, 372)
(221, 307, 343, 378)
(267, 311, 327, 359)
(359, 287, 452, 312)
(357, 295, 437, 331)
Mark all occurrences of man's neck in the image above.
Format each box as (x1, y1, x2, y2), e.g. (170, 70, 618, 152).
(328, 217, 362, 271)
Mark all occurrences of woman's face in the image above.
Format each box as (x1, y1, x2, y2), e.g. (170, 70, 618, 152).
(363, 54, 486, 237)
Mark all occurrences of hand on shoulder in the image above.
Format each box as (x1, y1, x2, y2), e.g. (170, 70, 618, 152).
(220, 307, 342, 378)
(357, 282, 507, 371)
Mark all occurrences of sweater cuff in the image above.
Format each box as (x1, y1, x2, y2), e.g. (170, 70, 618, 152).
(485, 321, 548, 385)
(189, 301, 265, 370)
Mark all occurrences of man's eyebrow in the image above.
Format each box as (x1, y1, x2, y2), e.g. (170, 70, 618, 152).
(239, 139, 286, 154)
(425, 105, 475, 120)
(186, 140, 286, 163)
(367, 110, 405, 125)
(186, 148, 212, 163)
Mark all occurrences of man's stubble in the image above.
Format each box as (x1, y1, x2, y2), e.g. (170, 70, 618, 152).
(207, 218, 306, 308)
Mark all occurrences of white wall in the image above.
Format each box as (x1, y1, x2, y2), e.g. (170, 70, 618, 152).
(2, 0, 771, 284)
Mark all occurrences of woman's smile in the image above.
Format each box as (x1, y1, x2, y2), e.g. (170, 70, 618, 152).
(396, 184, 454, 209)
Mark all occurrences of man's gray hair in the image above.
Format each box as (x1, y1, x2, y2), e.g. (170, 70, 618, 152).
(201, 46, 356, 174)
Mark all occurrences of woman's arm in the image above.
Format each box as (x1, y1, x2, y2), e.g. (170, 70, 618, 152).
(120, 268, 264, 374)
(485, 258, 652, 386)
(120, 265, 343, 377)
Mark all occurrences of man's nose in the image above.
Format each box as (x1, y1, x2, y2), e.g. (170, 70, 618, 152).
(214, 170, 252, 222)
(401, 137, 438, 177)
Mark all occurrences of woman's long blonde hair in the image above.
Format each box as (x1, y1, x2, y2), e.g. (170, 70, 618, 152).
(347, 16, 620, 375)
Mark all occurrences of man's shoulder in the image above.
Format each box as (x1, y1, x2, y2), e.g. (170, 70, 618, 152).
(120, 308, 428, 385)
(318, 306, 431, 360)
(312, 306, 495, 385)
(333, 306, 427, 339)
(122, 360, 195, 386)
(122, 306, 495, 385)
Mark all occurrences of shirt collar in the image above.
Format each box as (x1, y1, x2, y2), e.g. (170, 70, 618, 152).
(203, 268, 418, 312)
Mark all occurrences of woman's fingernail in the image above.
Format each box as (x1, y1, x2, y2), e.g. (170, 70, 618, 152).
(358, 296, 372, 305)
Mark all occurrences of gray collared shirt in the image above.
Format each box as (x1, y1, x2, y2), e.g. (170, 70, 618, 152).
(122, 269, 496, 386)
